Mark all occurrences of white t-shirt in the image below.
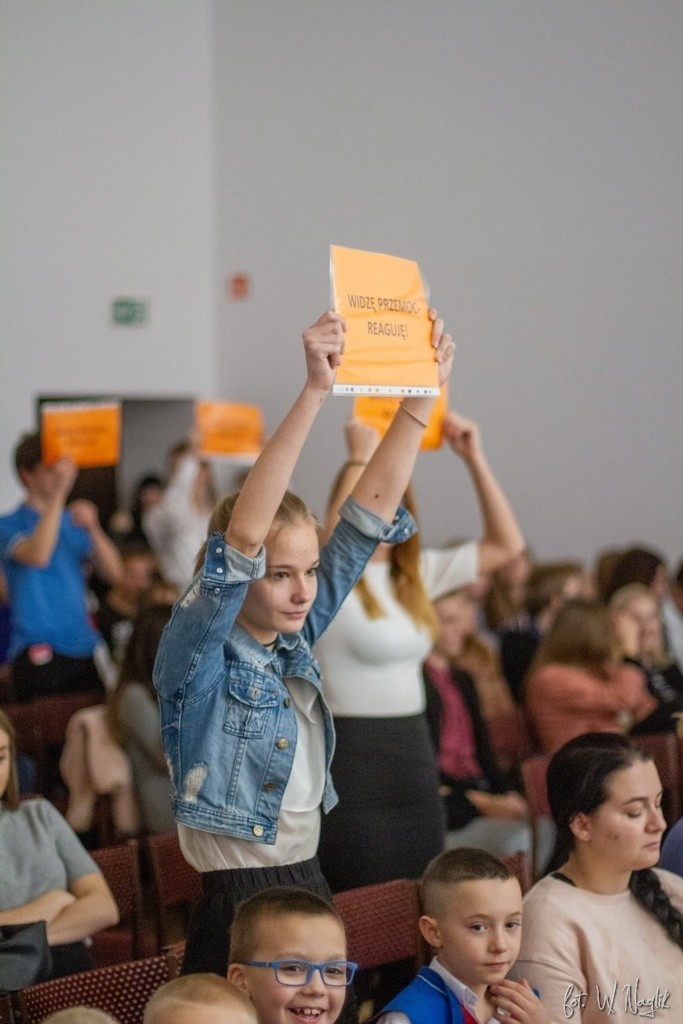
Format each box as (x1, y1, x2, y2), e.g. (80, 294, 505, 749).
(314, 543, 478, 717)
(178, 677, 324, 871)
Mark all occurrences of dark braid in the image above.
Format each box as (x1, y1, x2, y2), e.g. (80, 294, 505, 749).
(629, 868, 683, 950)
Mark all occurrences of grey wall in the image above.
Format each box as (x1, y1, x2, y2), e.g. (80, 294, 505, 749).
(214, 1, 682, 564)
(1, 1, 217, 506)
(2, 2, 681, 566)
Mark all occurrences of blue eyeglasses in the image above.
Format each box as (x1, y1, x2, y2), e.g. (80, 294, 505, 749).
(243, 959, 358, 987)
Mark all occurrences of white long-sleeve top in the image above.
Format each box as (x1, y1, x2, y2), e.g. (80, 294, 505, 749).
(143, 455, 211, 590)
(314, 542, 478, 717)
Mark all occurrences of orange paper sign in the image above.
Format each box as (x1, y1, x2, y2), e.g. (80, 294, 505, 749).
(330, 245, 438, 396)
(41, 402, 121, 468)
(195, 401, 264, 461)
(353, 386, 448, 451)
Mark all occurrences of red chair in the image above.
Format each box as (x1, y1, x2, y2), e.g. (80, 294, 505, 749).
(635, 731, 681, 823)
(145, 832, 202, 950)
(90, 839, 155, 966)
(520, 754, 551, 880)
(12, 953, 176, 1024)
(3, 691, 103, 797)
(501, 850, 532, 894)
(485, 706, 536, 769)
(332, 878, 424, 975)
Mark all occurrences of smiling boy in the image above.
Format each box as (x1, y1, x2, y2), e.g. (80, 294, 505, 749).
(228, 887, 355, 1024)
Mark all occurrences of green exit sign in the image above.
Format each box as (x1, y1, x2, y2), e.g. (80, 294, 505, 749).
(112, 297, 149, 325)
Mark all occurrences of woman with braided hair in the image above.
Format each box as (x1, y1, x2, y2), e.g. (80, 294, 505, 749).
(511, 733, 683, 1022)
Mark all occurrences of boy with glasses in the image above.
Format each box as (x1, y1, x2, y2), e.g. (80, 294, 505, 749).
(228, 887, 356, 1024)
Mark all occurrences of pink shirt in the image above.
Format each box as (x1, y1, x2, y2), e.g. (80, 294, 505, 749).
(424, 661, 481, 779)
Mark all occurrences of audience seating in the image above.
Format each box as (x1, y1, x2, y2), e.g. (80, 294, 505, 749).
(0, 994, 14, 1024)
(485, 706, 536, 769)
(519, 754, 551, 880)
(12, 952, 179, 1024)
(91, 839, 153, 966)
(145, 832, 202, 950)
(3, 691, 103, 797)
(0, 664, 13, 703)
(635, 731, 682, 823)
(500, 850, 531, 894)
(333, 878, 424, 975)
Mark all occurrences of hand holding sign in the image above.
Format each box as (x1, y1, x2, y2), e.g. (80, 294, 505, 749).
(303, 310, 346, 393)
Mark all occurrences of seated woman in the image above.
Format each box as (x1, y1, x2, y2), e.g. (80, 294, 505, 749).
(107, 602, 174, 834)
(0, 709, 119, 980)
(523, 600, 658, 754)
(424, 586, 555, 869)
(511, 733, 683, 1022)
(609, 583, 683, 733)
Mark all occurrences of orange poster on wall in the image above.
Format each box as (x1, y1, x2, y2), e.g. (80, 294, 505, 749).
(330, 245, 438, 396)
(195, 401, 264, 461)
(353, 386, 448, 451)
(41, 401, 121, 468)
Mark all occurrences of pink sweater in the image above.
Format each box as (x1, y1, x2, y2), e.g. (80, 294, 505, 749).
(525, 662, 657, 755)
(512, 871, 683, 1023)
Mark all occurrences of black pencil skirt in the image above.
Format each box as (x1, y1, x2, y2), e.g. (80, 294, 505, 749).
(318, 714, 446, 893)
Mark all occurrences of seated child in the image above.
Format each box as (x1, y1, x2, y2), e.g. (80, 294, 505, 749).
(375, 848, 550, 1024)
(227, 886, 355, 1024)
(144, 974, 256, 1024)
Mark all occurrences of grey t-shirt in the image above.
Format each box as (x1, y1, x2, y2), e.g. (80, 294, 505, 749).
(0, 798, 98, 909)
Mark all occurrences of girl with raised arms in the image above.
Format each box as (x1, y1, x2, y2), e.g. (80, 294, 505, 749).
(153, 309, 455, 978)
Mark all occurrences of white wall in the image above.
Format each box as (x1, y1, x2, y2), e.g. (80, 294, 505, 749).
(0, 1, 217, 506)
(214, 1, 682, 564)
(2, 2, 681, 566)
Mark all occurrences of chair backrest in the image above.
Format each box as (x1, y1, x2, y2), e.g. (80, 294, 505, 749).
(332, 878, 423, 974)
(500, 850, 532, 894)
(0, 993, 14, 1024)
(634, 731, 682, 822)
(2, 692, 103, 796)
(90, 839, 143, 964)
(13, 953, 174, 1024)
(485, 707, 536, 768)
(145, 832, 202, 950)
(520, 754, 551, 880)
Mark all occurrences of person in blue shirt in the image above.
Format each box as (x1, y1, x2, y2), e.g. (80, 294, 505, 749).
(0, 433, 122, 702)
(154, 308, 455, 979)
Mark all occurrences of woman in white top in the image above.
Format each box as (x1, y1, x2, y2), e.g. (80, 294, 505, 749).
(315, 411, 524, 892)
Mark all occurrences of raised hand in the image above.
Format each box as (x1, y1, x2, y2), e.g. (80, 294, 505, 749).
(345, 417, 380, 464)
(68, 499, 100, 532)
(441, 410, 482, 463)
(302, 311, 346, 393)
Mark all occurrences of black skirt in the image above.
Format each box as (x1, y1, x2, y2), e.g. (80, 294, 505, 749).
(318, 714, 445, 893)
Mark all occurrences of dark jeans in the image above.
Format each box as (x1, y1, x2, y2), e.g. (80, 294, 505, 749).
(12, 648, 104, 702)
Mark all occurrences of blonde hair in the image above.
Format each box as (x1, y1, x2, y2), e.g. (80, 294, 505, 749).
(528, 599, 617, 681)
(144, 975, 255, 1024)
(194, 490, 317, 575)
(354, 484, 438, 640)
(42, 1011, 119, 1024)
(609, 583, 669, 668)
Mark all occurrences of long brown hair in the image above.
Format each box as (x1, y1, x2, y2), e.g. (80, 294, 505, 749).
(0, 709, 20, 810)
(354, 484, 438, 640)
(528, 599, 617, 680)
(193, 490, 317, 577)
(107, 603, 172, 743)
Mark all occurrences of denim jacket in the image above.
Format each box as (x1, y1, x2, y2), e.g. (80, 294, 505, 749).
(153, 497, 416, 843)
